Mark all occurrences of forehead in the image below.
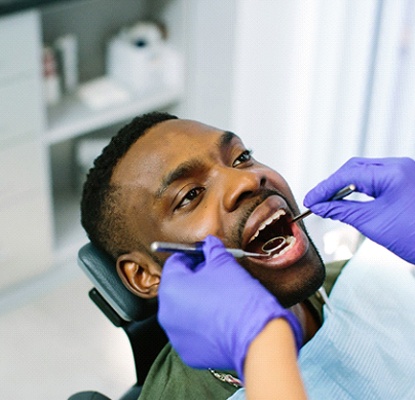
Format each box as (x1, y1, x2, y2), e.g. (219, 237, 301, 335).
(111, 119, 237, 188)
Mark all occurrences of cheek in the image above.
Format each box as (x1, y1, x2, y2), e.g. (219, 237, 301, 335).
(265, 169, 290, 191)
(265, 171, 300, 206)
(156, 188, 226, 243)
(158, 212, 221, 243)
(128, 201, 172, 248)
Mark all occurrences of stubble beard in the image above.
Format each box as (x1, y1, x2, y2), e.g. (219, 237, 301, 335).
(226, 189, 326, 307)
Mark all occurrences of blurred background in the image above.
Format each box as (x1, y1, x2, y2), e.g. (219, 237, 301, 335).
(0, 0, 414, 398)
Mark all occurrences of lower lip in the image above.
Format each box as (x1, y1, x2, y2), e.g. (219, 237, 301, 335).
(248, 222, 309, 269)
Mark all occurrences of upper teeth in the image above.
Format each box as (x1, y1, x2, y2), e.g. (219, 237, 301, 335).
(249, 209, 286, 243)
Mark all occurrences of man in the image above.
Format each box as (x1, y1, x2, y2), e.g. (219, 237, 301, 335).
(81, 111, 345, 399)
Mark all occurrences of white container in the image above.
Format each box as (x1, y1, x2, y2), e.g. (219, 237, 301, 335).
(107, 37, 165, 94)
(54, 34, 78, 93)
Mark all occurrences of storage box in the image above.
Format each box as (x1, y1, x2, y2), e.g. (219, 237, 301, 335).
(107, 37, 184, 94)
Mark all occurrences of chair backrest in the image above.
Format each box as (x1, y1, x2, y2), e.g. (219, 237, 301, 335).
(78, 242, 158, 323)
(77, 242, 168, 391)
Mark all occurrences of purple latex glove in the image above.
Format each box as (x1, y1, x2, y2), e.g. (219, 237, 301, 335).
(304, 157, 415, 264)
(158, 235, 303, 382)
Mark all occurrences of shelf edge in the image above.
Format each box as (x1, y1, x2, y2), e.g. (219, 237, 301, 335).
(45, 87, 183, 144)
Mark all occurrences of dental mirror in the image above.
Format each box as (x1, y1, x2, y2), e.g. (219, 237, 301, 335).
(261, 236, 287, 254)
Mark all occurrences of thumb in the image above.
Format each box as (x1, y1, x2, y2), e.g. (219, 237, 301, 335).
(163, 252, 200, 277)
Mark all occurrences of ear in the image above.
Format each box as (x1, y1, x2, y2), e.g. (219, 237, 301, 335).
(116, 251, 162, 299)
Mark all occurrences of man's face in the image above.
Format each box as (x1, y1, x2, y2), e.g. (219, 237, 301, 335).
(111, 119, 324, 306)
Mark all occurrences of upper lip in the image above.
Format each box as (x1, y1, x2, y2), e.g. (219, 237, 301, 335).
(241, 195, 292, 250)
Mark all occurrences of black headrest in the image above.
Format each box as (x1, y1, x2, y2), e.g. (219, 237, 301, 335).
(78, 242, 158, 322)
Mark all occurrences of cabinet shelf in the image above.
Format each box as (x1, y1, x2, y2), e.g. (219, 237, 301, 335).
(45, 84, 183, 144)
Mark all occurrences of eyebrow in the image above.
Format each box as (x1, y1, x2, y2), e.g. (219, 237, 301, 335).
(220, 130, 236, 149)
(155, 131, 237, 199)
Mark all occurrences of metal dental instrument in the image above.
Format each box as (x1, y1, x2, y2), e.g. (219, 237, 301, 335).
(152, 184, 356, 258)
(151, 241, 269, 258)
(291, 184, 356, 223)
(153, 242, 335, 312)
(261, 236, 287, 254)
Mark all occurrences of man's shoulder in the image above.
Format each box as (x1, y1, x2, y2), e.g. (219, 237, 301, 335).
(139, 343, 239, 400)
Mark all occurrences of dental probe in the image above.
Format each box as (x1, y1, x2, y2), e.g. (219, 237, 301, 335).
(151, 241, 268, 258)
(291, 184, 356, 223)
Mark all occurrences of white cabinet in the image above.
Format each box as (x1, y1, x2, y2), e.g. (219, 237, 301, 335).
(0, 10, 40, 82)
(0, 78, 44, 144)
(0, 140, 48, 202)
(0, 2, 184, 292)
(0, 10, 53, 291)
(0, 192, 53, 288)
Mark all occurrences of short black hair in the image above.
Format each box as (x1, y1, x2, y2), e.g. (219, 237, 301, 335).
(80, 111, 178, 259)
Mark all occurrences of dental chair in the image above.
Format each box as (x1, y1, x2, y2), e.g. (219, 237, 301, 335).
(68, 242, 168, 400)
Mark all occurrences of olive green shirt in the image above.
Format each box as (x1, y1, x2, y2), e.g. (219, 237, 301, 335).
(139, 259, 349, 400)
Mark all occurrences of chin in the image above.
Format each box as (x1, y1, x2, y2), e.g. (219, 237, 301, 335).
(273, 264, 326, 307)
(238, 194, 326, 306)
(244, 239, 326, 308)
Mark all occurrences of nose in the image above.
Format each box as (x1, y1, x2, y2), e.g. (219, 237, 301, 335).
(221, 167, 267, 212)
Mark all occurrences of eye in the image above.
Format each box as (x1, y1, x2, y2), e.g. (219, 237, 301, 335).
(232, 150, 253, 167)
(176, 187, 205, 209)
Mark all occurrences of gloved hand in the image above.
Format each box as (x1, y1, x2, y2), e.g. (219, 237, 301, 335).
(158, 235, 303, 382)
(304, 157, 415, 264)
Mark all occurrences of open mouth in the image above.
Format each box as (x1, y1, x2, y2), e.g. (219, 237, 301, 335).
(245, 209, 296, 258)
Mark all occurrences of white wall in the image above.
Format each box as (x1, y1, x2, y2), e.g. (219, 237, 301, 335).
(230, 0, 320, 199)
(172, 0, 415, 259)
(178, 0, 237, 129)
(230, 0, 377, 201)
(364, 0, 415, 157)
